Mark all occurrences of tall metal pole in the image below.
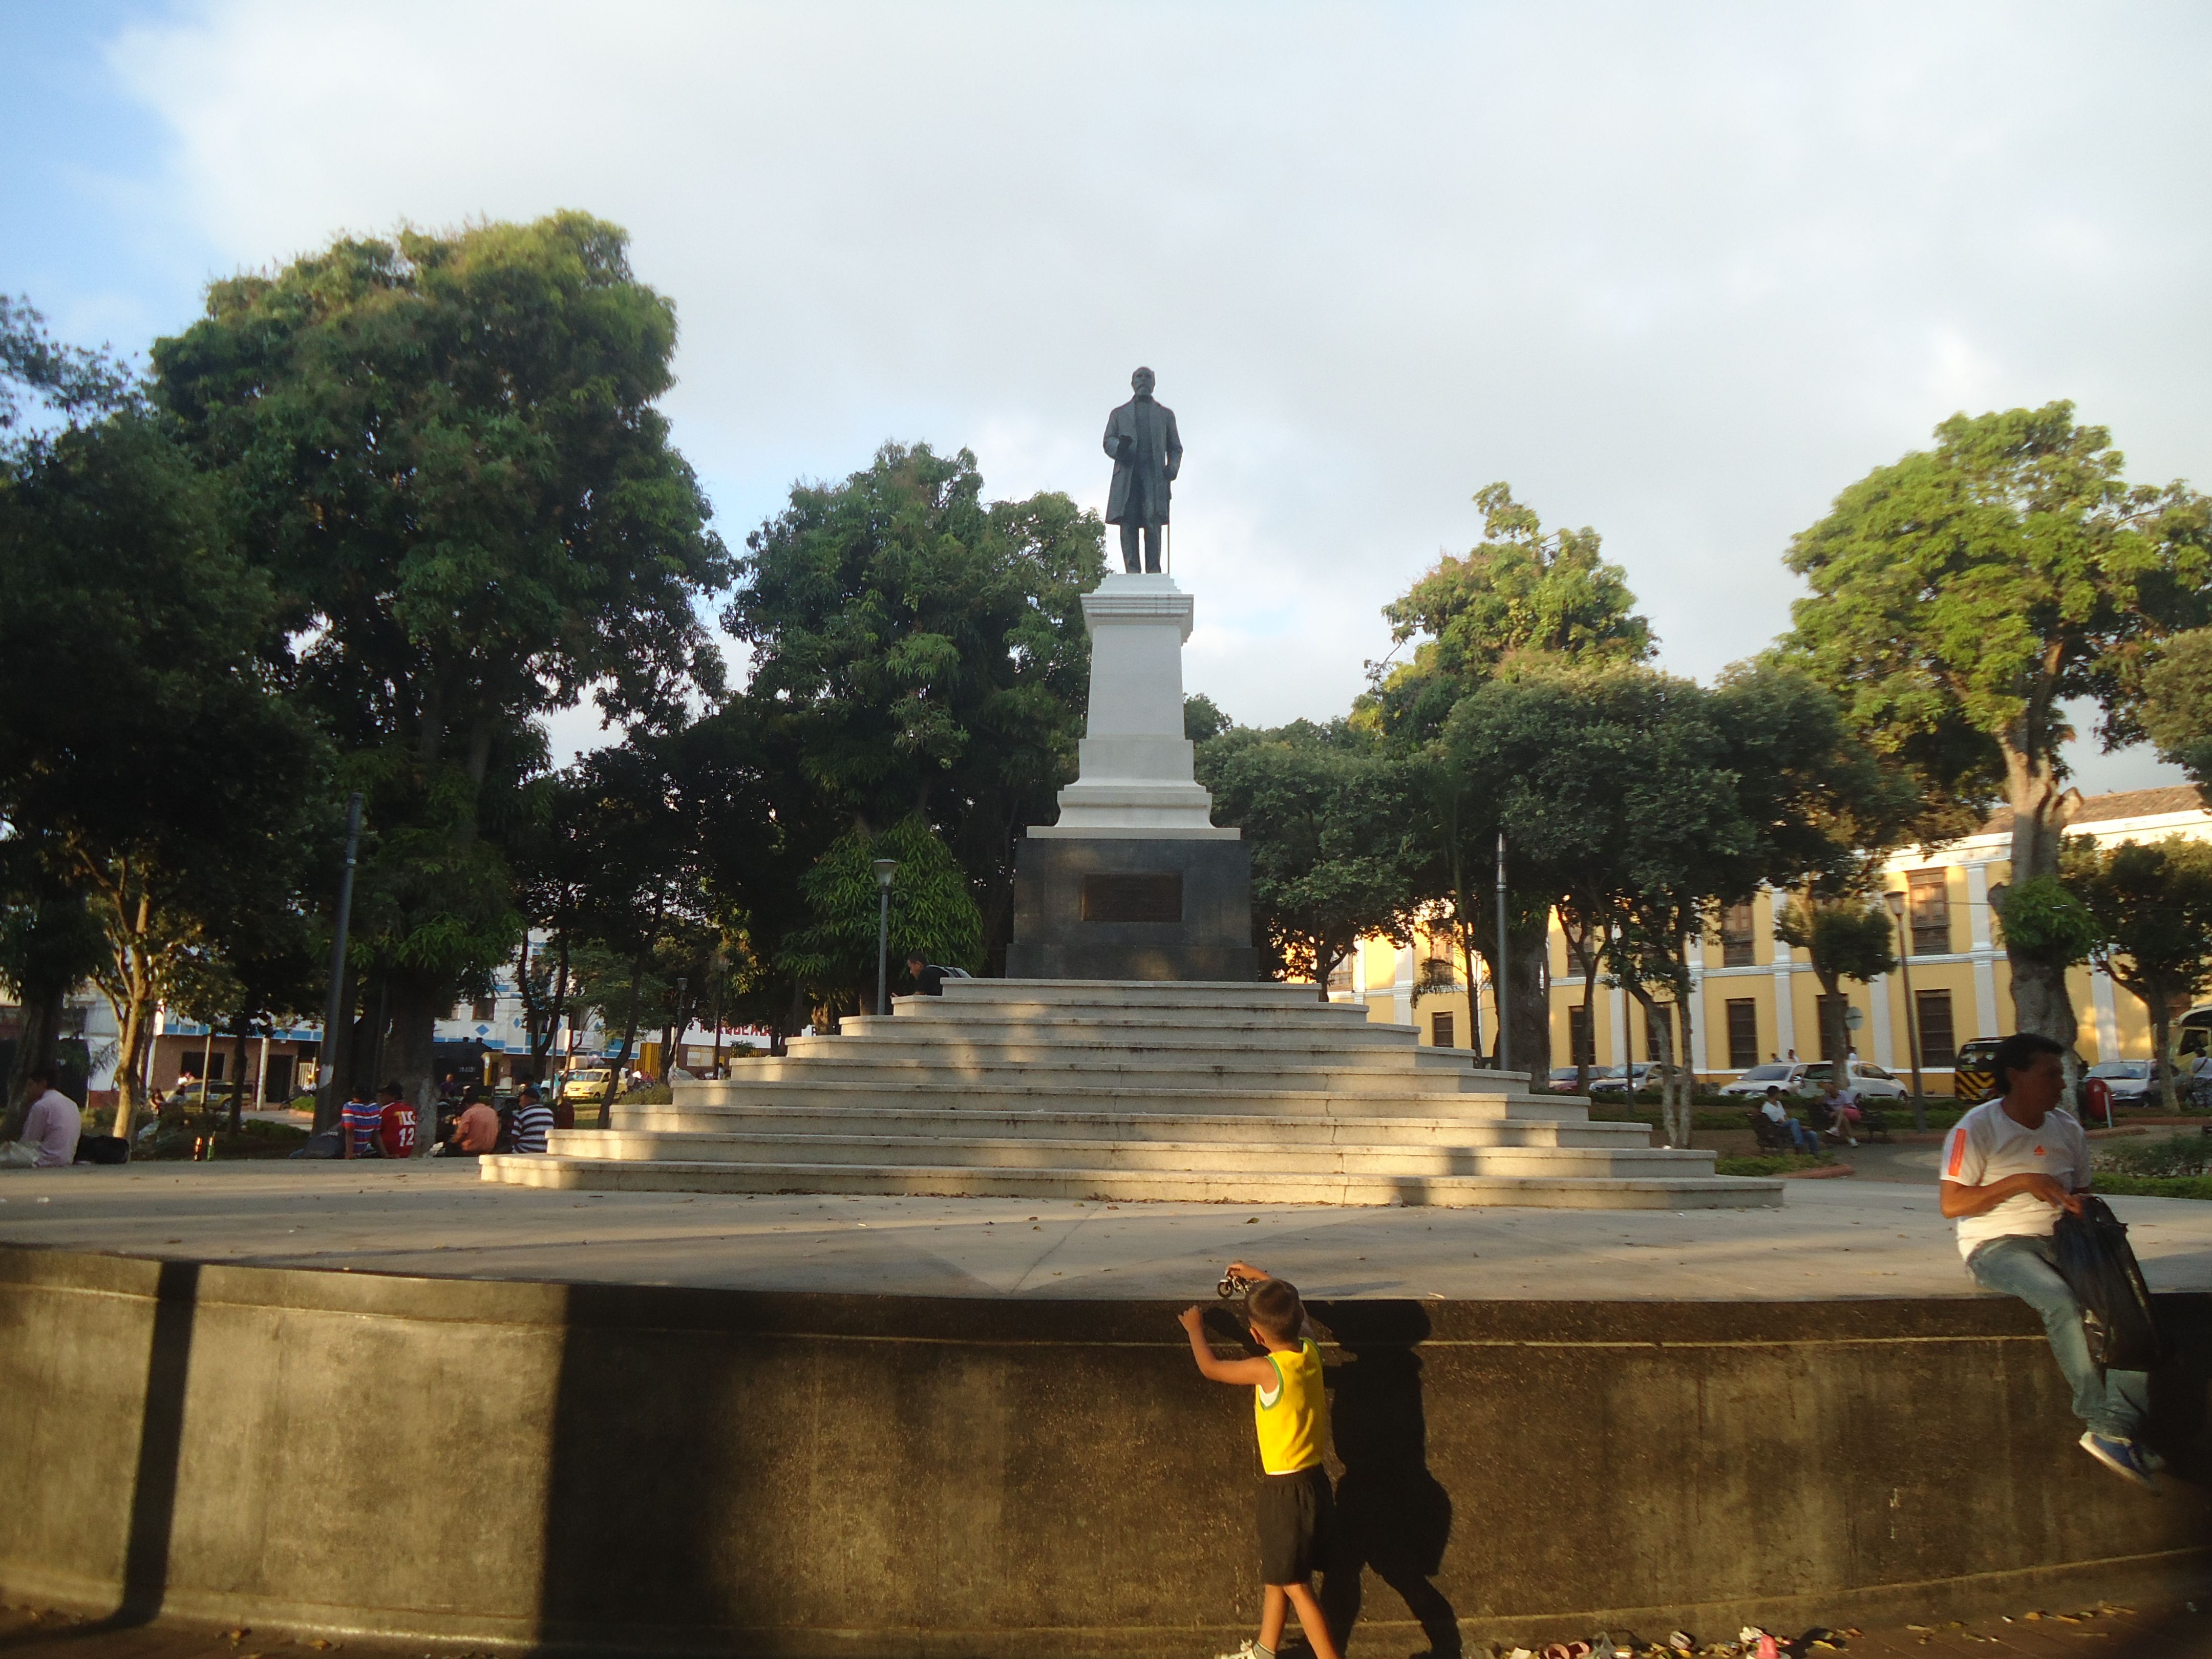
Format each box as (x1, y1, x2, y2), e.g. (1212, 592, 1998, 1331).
(873, 859, 899, 1016)
(1494, 832, 1511, 1075)
(1887, 891, 1927, 1131)
(314, 792, 364, 1134)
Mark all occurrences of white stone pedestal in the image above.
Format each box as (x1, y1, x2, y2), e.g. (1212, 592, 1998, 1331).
(1031, 572, 1236, 840)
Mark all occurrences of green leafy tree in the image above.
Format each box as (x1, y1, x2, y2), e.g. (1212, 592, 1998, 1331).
(2141, 628, 2212, 797)
(1367, 481, 1653, 738)
(1770, 898, 1897, 1075)
(0, 306, 328, 1135)
(0, 878, 105, 1133)
(1365, 483, 1655, 1076)
(1446, 662, 1870, 1142)
(1784, 402, 2210, 1053)
(151, 214, 732, 1120)
(1197, 720, 1425, 998)
(728, 443, 1102, 965)
(2060, 836, 2212, 1110)
(779, 815, 984, 1024)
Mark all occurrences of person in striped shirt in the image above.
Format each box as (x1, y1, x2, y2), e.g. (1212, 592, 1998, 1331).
(509, 1084, 554, 1154)
(339, 1087, 382, 1159)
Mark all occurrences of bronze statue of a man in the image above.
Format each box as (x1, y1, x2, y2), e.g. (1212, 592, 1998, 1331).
(1103, 366, 1181, 573)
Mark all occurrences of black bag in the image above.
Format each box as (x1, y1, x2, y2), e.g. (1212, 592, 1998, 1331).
(2053, 1195, 2166, 1371)
(74, 1135, 129, 1165)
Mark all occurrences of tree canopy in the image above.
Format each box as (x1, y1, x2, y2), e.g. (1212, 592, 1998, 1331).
(1783, 401, 2211, 1051)
(2060, 836, 2212, 1110)
(728, 441, 1102, 962)
(1197, 719, 1425, 994)
(2141, 628, 2212, 798)
(150, 213, 731, 1115)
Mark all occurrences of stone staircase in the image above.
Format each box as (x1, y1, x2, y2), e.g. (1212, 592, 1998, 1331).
(479, 980, 1781, 1208)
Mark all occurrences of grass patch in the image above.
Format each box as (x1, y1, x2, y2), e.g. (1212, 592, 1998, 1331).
(1713, 1151, 1837, 1177)
(2093, 1132, 2212, 1179)
(2091, 1174, 2212, 1201)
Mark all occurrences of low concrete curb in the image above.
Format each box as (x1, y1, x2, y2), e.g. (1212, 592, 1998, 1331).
(3, 1244, 2207, 1654)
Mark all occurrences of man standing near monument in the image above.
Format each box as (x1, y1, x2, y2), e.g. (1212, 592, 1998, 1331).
(1103, 366, 1181, 573)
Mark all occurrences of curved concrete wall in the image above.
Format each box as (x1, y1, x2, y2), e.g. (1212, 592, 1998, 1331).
(1, 1246, 2207, 1653)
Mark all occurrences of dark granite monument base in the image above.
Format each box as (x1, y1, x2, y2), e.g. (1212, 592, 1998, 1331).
(1004, 835, 1257, 982)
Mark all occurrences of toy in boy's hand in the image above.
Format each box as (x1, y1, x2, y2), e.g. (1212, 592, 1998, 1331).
(1218, 1268, 1257, 1300)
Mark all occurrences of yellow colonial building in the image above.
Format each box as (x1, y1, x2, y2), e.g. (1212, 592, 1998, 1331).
(1330, 785, 2212, 1090)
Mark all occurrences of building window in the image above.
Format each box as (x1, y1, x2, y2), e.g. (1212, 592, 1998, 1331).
(1726, 999, 1759, 1070)
(1915, 990, 1957, 1068)
(1567, 1005, 1594, 1065)
(1643, 1005, 1670, 1062)
(471, 996, 496, 1021)
(1908, 869, 1950, 956)
(1326, 955, 1355, 994)
(1720, 901, 1756, 967)
(1431, 1011, 1455, 1048)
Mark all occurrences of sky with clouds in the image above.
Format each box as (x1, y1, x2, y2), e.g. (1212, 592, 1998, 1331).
(6, 1, 2208, 789)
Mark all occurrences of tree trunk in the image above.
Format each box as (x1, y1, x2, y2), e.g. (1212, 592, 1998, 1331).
(2003, 739, 2080, 1052)
(1674, 940, 1699, 1114)
(1814, 965, 1846, 1076)
(384, 975, 444, 1157)
(609, 952, 645, 1126)
(98, 886, 159, 1139)
(229, 1009, 251, 1135)
(3, 980, 65, 1140)
(1509, 917, 1550, 1088)
(1626, 984, 1687, 1147)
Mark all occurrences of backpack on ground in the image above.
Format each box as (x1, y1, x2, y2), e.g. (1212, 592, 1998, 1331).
(2053, 1195, 2166, 1371)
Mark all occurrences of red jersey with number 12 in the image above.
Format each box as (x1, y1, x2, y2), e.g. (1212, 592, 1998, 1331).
(379, 1102, 418, 1159)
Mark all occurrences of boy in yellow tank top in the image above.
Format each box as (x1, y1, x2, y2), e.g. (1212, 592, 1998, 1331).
(1179, 1261, 1343, 1659)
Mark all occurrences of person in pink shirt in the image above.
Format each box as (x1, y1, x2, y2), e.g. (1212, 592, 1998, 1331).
(0, 1065, 82, 1168)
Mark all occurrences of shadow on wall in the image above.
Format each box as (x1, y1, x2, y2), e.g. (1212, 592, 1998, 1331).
(1312, 1301, 1460, 1659)
(0, 1260, 200, 1655)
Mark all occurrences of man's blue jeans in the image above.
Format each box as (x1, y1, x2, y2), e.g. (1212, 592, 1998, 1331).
(1968, 1232, 2149, 1441)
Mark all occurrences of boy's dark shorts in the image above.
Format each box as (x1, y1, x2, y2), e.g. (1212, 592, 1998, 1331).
(1257, 1465, 1337, 1585)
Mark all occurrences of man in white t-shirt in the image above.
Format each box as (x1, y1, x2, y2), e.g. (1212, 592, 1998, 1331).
(1940, 1031, 2154, 1488)
(0, 1065, 83, 1169)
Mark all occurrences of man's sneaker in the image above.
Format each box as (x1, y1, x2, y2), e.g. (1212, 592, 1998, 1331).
(2140, 1443, 2170, 1473)
(1214, 1642, 1264, 1659)
(2080, 1431, 2158, 1489)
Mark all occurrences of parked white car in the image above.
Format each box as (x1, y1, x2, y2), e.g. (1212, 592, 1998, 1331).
(2084, 1059, 2162, 1106)
(1718, 1060, 1907, 1101)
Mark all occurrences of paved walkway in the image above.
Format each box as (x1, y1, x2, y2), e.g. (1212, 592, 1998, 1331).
(1, 1592, 2202, 1658)
(4, 1158, 2210, 1300)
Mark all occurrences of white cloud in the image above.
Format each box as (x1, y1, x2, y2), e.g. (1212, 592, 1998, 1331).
(97, 0, 2212, 792)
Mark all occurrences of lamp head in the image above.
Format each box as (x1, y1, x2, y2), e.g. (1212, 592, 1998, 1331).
(1884, 890, 1904, 919)
(872, 858, 899, 889)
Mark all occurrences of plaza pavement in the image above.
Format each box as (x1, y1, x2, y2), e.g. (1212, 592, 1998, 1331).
(2, 1153, 2209, 1301)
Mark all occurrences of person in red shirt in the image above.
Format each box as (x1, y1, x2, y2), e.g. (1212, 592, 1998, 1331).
(376, 1083, 419, 1160)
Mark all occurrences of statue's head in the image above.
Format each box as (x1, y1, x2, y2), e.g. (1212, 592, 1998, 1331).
(1131, 366, 1156, 395)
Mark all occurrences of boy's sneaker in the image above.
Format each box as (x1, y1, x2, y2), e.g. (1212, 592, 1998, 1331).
(2080, 1431, 2158, 1489)
(1214, 1643, 1264, 1659)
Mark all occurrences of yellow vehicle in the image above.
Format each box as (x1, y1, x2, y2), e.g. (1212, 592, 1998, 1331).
(1952, 1038, 2003, 1105)
(555, 1068, 613, 1113)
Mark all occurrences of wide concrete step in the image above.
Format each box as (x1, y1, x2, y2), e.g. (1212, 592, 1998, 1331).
(818, 1022, 1427, 1057)
(922, 979, 1341, 1010)
(481, 1153, 1781, 1209)
(547, 1128, 1694, 1179)
(850, 1005, 1395, 1037)
(726, 1057, 1509, 1097)
(670, 1077, 1591, 1121)
(612, 1102, 1649, 1147)
(780, 1034, 1480, 1071)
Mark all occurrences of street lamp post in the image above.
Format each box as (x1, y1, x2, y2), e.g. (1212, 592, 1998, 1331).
(873, 859, 899, 1016)
(1884, 889, 1927, 1130)
(314, 792, 364, 1135)
(670, 975, 687, 1083)
(1494, 832, 1512, 1075)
